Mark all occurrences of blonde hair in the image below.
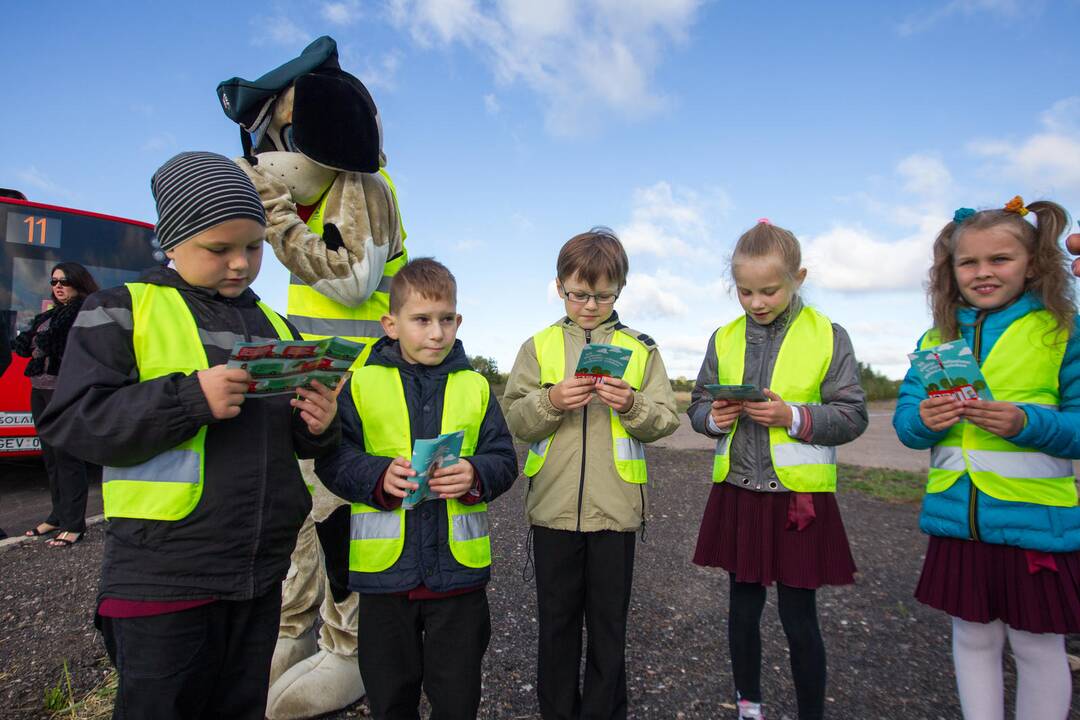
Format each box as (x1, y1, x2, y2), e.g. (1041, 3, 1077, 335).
(731, 221, 803, 281)
(928, 200, 1075, 341)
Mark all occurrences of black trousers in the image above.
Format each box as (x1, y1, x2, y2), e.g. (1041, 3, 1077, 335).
(30, 388, 88, 532)
(315, 503, 352, 603)
(98, 589, 282, 720)
(532, 526, 636, 720)
(356, 589, 491, 720)
(728, 576, 826, 720)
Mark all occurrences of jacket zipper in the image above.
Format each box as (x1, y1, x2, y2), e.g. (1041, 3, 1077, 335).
(235, 301, 265, 595)
(967, 312, 986, 542)
(576, 329, 591, 532)
(755, 324, 777, 489)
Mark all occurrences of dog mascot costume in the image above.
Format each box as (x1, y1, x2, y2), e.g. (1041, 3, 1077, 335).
(217, 36, 407, 719)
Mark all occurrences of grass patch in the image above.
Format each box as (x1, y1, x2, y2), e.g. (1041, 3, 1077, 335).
(45, 663, 117, 720)
(673, 390, 691, 415)
(839, 463, 925, 504)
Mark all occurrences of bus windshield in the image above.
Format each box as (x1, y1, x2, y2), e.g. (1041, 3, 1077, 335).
(1, 195, 161, 457)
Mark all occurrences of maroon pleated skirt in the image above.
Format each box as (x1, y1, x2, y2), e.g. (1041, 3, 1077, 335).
(914, 535, 1080, 634)
(692, 481, 857, 588)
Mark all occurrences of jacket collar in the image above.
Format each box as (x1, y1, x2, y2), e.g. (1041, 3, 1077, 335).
(365, 336, 472, 378)
(558, 311, 622, 338)
(744, 295, 803, 340)
(140, 266, 261, 307)
(957, 292, 1042, 331)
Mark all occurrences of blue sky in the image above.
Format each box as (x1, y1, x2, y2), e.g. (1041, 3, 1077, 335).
(5, 0, 1080, 379)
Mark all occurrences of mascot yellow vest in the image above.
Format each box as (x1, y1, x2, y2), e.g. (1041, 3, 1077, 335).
(924, 311, 1075, 507)
(286, 168, 408, 367)
(711, 306, 837, 492)
(348, 365, 491, 573)
(102, 283, 293, 520)
(522, 326, 650, 484)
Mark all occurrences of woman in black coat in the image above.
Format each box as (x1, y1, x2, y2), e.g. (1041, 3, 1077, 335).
(14, 262, 99, 547)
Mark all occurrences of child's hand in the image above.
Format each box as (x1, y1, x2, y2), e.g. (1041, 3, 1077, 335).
(382, 457, 418, 499)
(743, 388, 794, 428)
(710, 399, 743, 430)
(197, 366, 251, 420)
(549, 377, 595, 411)
(595, 377, 635, 414)
(962, 400, 1026, 438)
(429, 459, 476, 499)
(292, 379, 340, 436)
(919, 395, 964, 432)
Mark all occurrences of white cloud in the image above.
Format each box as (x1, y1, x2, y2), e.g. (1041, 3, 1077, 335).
(252, 16, 311, 47)
(969, 96, 1080, 193)
(897, 154, 951, 197)
(483, 93, 501, 115)
(617, 271, 689, 320)
(897, 0, 1028, 36)
(384, 0, 703, 135)
(357, 50, 402, 92)
(802, 225, 931, 292)
(618, 181, 729, 258)
(322, 1, 362, 25)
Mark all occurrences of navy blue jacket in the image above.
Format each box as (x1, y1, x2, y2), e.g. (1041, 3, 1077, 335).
(316, 336, 518, 594)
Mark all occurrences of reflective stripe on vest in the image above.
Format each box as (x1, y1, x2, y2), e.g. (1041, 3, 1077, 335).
(711, 306, 837, 492)
(286, 168, 408, 368)
(924, 311, 1076, 507)
(522, 325, 650, 484)
(102, 284, 292, 520)
(348, 365, 491, 573)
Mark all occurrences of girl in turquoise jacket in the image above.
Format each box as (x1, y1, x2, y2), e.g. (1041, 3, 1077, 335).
(893, 197, 1080, 720)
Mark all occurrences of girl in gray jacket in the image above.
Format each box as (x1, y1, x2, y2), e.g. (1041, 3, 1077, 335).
(688, 220, 868, 720)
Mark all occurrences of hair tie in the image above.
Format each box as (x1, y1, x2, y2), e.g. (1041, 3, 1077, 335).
(1004, 195, 1038, 229)
(757, 218, 771, 225)
(953, 208, 976, 225)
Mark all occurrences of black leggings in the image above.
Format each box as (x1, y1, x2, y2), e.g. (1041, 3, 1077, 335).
(728, 575, 826, 720)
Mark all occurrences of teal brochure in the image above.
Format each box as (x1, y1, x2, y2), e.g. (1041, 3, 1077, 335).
(908, 339, 993, 401)
(403, 430, 465, 510)
(574, 343, 633, 379)
(226, 337, 365, 396)
(704, 383, 768, 402)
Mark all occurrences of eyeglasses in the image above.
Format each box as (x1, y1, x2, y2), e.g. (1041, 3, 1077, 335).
(49, 278, 71, 287)
(561, 288, 619, 306)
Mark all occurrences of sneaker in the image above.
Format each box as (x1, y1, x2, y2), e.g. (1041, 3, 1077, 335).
(737, 698, 764, 719)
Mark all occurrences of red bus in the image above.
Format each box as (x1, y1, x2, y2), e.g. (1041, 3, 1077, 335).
(1, 191, 162, 457)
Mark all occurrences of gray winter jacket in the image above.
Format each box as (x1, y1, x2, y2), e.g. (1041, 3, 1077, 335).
(687, 298, 868, 492)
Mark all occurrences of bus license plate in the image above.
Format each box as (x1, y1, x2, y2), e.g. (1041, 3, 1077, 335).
(0, 436, 40, 453)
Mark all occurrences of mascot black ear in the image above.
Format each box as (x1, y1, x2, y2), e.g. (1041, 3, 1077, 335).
(292, 68, 381, 173)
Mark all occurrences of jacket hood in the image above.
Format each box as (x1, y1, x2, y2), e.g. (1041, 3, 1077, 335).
(140, 265, 260, 306)
(365, 336, 472, 377)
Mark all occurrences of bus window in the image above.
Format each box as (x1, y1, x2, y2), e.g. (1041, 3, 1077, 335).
(1, 196, 162, 457)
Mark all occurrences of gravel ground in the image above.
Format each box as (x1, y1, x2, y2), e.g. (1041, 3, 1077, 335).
(2, 446, 1078, 719)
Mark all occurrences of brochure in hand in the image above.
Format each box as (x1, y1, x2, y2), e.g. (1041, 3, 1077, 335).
(574, 343, 633, 379)
(403, 430, 466, 510)
(908, 339, 993, 402)
(226, 337, 365, 396)
(704, 383, 769, 402)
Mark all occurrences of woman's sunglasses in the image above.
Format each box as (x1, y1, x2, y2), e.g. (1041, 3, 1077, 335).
(49, 278, 71, 287)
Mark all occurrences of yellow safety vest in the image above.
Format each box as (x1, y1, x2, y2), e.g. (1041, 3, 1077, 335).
(101, 283, 292, 520)
(286, 168, 408, 368)
(522, 325, 650, 484)
(712, 306, 837, 492)
(924, 310, 1076, 507)
(348, 365, 491, 573)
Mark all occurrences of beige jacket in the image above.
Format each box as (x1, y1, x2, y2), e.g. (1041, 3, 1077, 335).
(504, 314, 680, 532)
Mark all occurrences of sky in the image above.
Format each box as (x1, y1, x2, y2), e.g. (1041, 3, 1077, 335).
(4, 0, 1080, 379)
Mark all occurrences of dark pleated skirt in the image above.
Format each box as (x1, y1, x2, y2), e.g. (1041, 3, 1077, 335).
(914, 535, 1080, 634)
(692, 481, 857, 589)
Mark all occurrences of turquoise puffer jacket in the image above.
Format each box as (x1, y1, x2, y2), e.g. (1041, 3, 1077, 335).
(893, 294, 1080, 553)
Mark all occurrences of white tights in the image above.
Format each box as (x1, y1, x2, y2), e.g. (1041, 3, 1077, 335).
(952, 617, 1073, 720)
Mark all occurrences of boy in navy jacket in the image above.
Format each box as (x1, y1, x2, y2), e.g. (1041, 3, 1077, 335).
(316, 258, 517, 718)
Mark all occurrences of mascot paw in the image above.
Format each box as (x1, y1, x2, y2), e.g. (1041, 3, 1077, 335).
(265, 649, 365, 720)
(268, 630, 318, 687)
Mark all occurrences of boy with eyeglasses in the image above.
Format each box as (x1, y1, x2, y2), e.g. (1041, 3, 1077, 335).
(503, 227, 680, 720)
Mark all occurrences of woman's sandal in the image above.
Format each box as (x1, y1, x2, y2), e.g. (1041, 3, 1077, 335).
(46, 531, 83, 548)
(24, 523, 59, 537)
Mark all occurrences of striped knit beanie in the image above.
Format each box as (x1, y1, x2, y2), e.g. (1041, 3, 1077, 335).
(151, 151, 266, 251)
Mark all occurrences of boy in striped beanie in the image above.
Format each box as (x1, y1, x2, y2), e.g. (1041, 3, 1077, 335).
(37, 150, 342, 719)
